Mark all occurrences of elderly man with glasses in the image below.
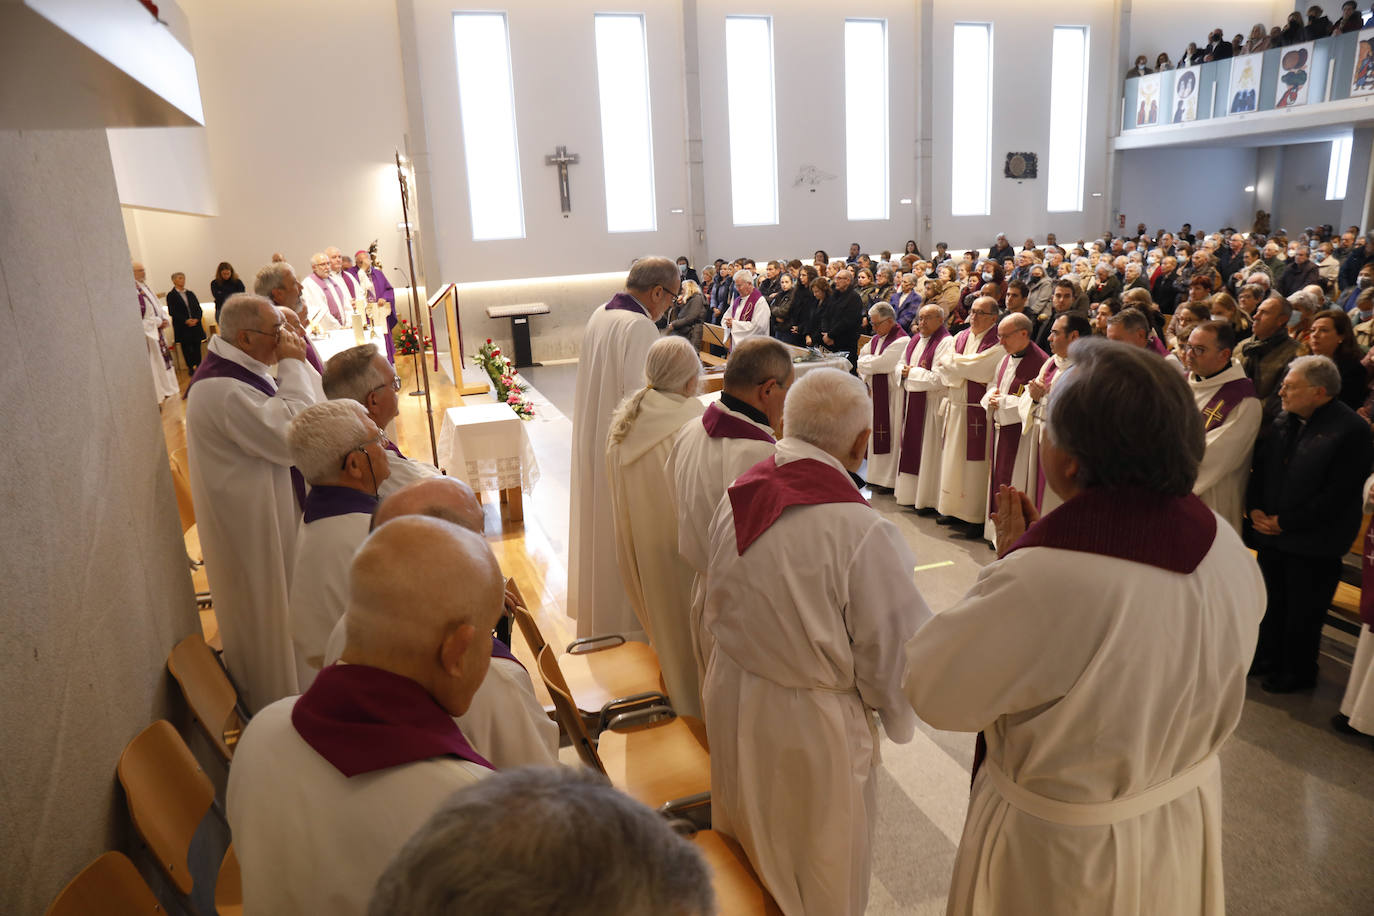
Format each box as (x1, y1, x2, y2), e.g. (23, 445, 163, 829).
(185, 293, 321, 712)
(301, 251, 347, 332)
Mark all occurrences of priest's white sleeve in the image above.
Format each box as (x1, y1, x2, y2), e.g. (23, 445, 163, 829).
(845, 520, 932, 744)
(904, 366, 942, 391)
(730, 307, 769, 341)
(1192, 399, 1261, 496)
(858, 340, 905, 381)
(217, 359, 321, 466)
(996, 389, 1026, 426)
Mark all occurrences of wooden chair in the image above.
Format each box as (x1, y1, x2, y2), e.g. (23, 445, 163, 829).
(170, 446, 213, 613)
(537, 646, 710, 811)
(44, 851, 162, 916)
(167, 633, 246, 762)
(688, 830, 783, 916)
(116, 720, 240, 907)
(216, 844, 243, 916)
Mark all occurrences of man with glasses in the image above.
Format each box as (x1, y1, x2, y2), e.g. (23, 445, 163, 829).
(285, 400, 391, 688)
(185, 293, 321, 712)
(323, 343, 439, 498)
(302, 251, 347, 332)
(979, 313, 1048, 543)
(1238, 295, 1300, 437)
(1186, 321, 1261, 534)
(570, 256, 679, 639)
(935, 297, 1006, 540)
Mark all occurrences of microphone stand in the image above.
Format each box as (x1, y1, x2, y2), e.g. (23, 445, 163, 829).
(396, 150, 438, 466)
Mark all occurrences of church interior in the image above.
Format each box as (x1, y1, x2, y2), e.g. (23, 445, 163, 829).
(4, 0, 1374, 913)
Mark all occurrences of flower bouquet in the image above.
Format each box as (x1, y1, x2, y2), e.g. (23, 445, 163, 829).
(471, 338, 535, 420)
(394, 319, 429, 356)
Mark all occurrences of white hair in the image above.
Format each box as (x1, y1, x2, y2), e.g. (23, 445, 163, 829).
(782, 368, 870, 459)
(608, 337, 702, 445)
(254, 261, 297, 297)
(1287, 354, 1341, 399)
(218, 293, 272, 343)
(323, 344, 388, 403)
(287, 400, 372, 485)
(868, 302, 896, 322)
(734, 269, 755, 286)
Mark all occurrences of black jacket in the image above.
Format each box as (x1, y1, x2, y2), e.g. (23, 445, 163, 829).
(786, 287, 819, 347)
(819, 288, 864, 364)
(1248, 398, 1374, 557)
(165, 288, 206, 344)
(1306, 15, 1334, 41)
(210, 276, 245, 309)
(1339, 244, 1374, 291)
(1277, 258, 1322, 297)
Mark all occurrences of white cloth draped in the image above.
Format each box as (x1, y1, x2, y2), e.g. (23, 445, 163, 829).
(139, 281, 178, 401)
(606, 389, 706, 715)
(302, 274, 344, 332)
(288, 510, 371, 690)
(1189, 363, 1262, 534)
(1339, 473, 1374, 735)
(980, 352, 1036, 542)
(1015, 355, 1068, 515)
(723, 293, 770, 346)
(856, 333, 909, 488)
(377, 450, 442, 499)
(894, 334, 954, 508)
(936, 327, 1005, 524)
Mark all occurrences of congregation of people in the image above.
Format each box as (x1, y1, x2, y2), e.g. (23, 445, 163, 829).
(144, 205, 1374, 913)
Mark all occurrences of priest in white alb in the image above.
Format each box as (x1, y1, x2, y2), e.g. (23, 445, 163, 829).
(302, 252, 347, 332)
(134, 261, 179, 402)
(185, 294, 321, 712)
(701, 368, 932, 916)
(1017, 312, 1090, 514)
(855, 302, 909, 489)
(894, 304, 953, 511)
(904, 339, 1264, 916)
(1186, 321, 1261, 534)
(980, 312, 1048, 542)
(666, 338, 792, 686)
(606, 337, 706, 714)
(285, 401, 388, 688)
(569, 257, 678, 638)
(722, 268, 770, 347)
(936, 296, 1005, 539)
(1336, 471, 1374, 740)
(229, 517, 503, 916)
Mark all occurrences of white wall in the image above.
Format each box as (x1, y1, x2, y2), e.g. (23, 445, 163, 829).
(108, 126, 218, 216)
(693, 0, 920, 259)
(1117, 146, 1260, 232)
(1125, 0, 1293, 69)
(1273, 140, 1346, 231)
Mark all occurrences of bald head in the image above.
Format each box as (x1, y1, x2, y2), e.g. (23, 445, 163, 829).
(374, 477, 484, 534)
(343, 516, 504, 716)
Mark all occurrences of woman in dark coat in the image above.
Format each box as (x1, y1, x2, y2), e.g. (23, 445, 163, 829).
(210, 261, 245, 310)
(1308, 309, 1369, 410)
(665, 280, 707, 350)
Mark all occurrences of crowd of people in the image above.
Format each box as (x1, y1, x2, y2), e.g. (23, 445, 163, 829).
(1125, 2, 1370, 77)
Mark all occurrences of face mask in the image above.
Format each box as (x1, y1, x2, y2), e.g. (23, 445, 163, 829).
(1313, 252, 1326, 262)
(1359, 276, 1372, 288)
(1288, 310, 1302, 328)
(678, 264, 687, 275)
(982, 271, 993, 282)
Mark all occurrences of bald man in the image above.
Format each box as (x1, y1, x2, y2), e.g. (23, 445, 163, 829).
(321, 478, 558, 770)
(980, 313, 1047, 542)
(228, 516, 504, 916)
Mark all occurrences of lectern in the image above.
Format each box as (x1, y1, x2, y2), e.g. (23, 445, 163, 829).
(485, 302, 550, 368)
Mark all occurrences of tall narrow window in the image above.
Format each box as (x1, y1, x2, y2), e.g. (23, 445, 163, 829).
(844, 19, 889, 221)
(595, 14, 656, 233)
(1047, 26, 1089, 213)
(453, 13, 524, 240)
(950, 23, 991, 216)
(724, 16, 779, 226)
(1327, 134, 1353, 201)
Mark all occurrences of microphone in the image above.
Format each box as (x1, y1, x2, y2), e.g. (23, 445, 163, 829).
(391, 265, 411, 285)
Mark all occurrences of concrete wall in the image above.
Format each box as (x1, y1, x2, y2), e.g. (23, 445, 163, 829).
(0, 128, 199, 913)
(1117, 145, 1260, 232)
(1272, 140, 1347, 232)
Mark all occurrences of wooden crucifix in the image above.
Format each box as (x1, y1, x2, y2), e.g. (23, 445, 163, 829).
(545, 145, 580, 216)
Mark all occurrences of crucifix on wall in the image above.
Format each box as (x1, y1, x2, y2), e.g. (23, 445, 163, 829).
(545, 145, 580, 216)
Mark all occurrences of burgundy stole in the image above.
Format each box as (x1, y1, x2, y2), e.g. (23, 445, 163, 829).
(1198, 377, 1257, 431)
(1361, 521, 1374, 628)
(137, 284, 173, 369)
(957, 327, 1000, 461)
(292, 664, 494, 777)
(702, 402, 775, 443)
(1034, 360, 1062, 509)
(302, 485, 378, 524)
(728, 456, 869, 555)
(868, 326, 910, 455)
(898, 326, 950, 474)
(310, 273, 345, 323)
(605, 292, 649, 315)
(986, 344, 1049, 517)
(731, 288, 763, 323)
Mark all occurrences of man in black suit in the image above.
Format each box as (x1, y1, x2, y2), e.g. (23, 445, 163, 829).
(166, 271, 206, 373)
(1248, 355, 1374, 693)
(1203, 28, 1233, 61)
(819, 268, 863, 372)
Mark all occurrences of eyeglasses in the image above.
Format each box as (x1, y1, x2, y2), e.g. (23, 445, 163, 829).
(972, 309, 998, 317)
(244, 324, 284, 340)
(1278, 380, 1311, 392)
(1184, 344, 1212, 355)
(372, 375, 403, 393)
(657, 284, 681, 300)
(342, 431, 386, 469)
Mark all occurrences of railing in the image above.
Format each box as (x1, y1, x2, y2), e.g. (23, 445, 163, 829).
(1122, 31, 1370, 131)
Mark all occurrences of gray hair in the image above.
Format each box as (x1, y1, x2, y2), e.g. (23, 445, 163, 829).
(868, 302, 896, 322)
(367, 766, 716, 916)
(1106, 307, 1151, 337)
(782, 368, 870, 459)
(254, 261, 297, 298)
(218, 293, 272, 343)
(1288, 290, 1319, 314)
(1046, 338, 1203, 496)
(722, 337, 794, 394)
(733, 269, 755, 286)
(323, 343, 387, 403)
(1286, 354, 1342, 399)
(287, 400, 373, 485)
(625, 256, 679, 294)
(607, 337, 702, 445)
(918, 303, 947, 324)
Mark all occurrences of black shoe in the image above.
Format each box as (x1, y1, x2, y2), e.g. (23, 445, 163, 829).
(935, 515, 959, 526)
(914, 507, 938, 517)
(1247, 659, 1273, 678)
(1261, 673, 1317, 694)
(950, 523, 986, 540)
(1332, 713, 1362, 735)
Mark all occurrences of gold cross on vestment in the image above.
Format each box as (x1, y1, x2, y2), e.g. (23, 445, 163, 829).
(1201, 402, 1225, 430)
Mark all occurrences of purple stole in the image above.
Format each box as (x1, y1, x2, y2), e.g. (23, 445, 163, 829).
(1149, 333, 1168, 356)
(303, 337, 325, 375)
(898, 326, 950, 474)
(184, 350, 307, 511)
(730, 288, 763, 323)
(491, 637, 525, 671)
(868, 326, 910, 455)
(1198, 377, 1257, 431)
(302, 484, 378, 524)
(1361, 521, 1374, 628)
(338, 271, 360, 301)
(310, 273, 345, 323)
(1034, 360, 1062, 509)
(702, 402, 775, 444)
(986, 344, 1049, 518)
(292, 664, 494, 777)
(606, 292, 649, 316)
(956, 327, 1000, 461)
(728, 456, 869, 555)
(137, 284, 173, 369)
(382, 437, 406, 459)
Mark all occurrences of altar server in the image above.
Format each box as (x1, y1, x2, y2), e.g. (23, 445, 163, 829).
(980, 313, 1048, 541)
(702, 368, 931, 916)
(666, 338, 792, 685)
(722, 268, 770, 347)
(134, 262, 178, 401)
(1186, 321, 1261, 533)
(936, 297, 1005, 538)
(185, 295, 321, 711)
(302, 252, 346, 332)
(323, 343, 441, 497)
(904, 338, 1264, 916)
(570, 257, 678, 638)
(1018, 312, 1089, 513)
(229, 517, 504, 916)
(285, 401, 387, 688)
(855, 302, 909, 489)
(895, 305, 954, 510)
